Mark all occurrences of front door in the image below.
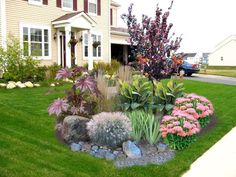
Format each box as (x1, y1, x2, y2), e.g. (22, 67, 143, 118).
(60, 32, 66, 68)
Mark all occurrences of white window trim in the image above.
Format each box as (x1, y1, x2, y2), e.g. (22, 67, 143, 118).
(19, 23, 52, 60)
(83, 31, 102, 60)
(1, 0, 7, 49)
(62, 0, 73, 12)
(28, 0, 43, 6)
(88, 0, 98, 16)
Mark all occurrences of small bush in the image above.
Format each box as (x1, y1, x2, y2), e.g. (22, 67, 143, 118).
(0, 37, 44, 82)
(87, 112, 131, 148)
(160, 112, 201, 150)
(175, 93, 214, 127)
(45, 63, 61, 81)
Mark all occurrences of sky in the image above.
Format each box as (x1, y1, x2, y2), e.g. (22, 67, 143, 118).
(116, 0, 236, 53)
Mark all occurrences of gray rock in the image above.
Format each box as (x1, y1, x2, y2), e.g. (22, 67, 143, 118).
(97, 149, 108, 157)
(105, 152, 116, 160)
(91, 145, 99, 152)
(122, 140, 142, 158)
(157, 143, 168, 152)
(71, 143, 82, 152)
(62, 115, 90, 144)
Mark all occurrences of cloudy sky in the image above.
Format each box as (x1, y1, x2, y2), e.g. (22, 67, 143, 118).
(116, 0, 236, 53)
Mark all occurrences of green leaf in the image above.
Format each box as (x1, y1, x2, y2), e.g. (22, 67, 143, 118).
(165, 104, 174, 111)
(131, 103, 142, 110)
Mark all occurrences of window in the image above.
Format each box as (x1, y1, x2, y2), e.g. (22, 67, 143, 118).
(22, 25, 50, 58)
(83, 32, 101, 58)
(88, 0, 97, 14)
(28, 0, 42, 5)
(62, 0, 73, 10)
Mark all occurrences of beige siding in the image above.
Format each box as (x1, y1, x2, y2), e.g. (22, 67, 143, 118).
(6, 0, 110, 66)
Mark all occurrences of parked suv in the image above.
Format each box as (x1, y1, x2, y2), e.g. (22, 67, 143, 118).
(178, 61, 200, 76)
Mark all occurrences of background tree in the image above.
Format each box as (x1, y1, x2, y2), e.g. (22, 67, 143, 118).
(121, 0, 182, 81)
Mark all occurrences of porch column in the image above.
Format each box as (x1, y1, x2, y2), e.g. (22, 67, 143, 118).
(57, 29, 61, 66)
(88, 29, 93, 71)
(65, 25, 71, 68)
(123, 45, 128, 65)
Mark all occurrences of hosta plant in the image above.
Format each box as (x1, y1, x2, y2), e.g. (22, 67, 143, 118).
(175, 93, 214, 127)
(119, 75, 153, 112)
(87, 112, 131, 148)
(154, 79, 185, 114)
(160, 110, 201, 150)
(48, 67, 100, 120)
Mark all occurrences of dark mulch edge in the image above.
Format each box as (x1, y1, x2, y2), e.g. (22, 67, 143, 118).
(198, 114, 217, 136)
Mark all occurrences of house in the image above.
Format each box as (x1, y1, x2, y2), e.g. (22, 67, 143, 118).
(208, 35, 236, 66)
(183, 53, 201, 64)
(0, 0, 129, 69)
(200, 53, 210, 65)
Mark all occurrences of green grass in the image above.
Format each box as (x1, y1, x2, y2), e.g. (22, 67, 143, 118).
(199, 69, 236, 78)
(0, 81, 236, 177)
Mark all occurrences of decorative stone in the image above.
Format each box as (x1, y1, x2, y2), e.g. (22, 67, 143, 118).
(81, 142, 91, 152)
(105, 151, 116, 160)
(18, 83, 26, 88)
(91, 145, 99, 152)
(8, 81, 15, 84)
(122, 140, 142, 158)
(6, 82, 16, 89)
(70, 143, 82, 152)
(34, 83, 40, 87)
(50, 83, 55, 87)
(0, 83, 6, 87)
(62, 115, 90, 144)
(95, 149, 108, 158)
(24, 81, 34, 88)
(157, 143, 168, 152)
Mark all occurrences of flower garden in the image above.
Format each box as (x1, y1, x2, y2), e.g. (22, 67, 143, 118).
(0, 1, 235, 177)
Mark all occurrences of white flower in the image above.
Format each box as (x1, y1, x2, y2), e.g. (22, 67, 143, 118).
(24, 81, 34, 88)
(6, 83, 16, 89)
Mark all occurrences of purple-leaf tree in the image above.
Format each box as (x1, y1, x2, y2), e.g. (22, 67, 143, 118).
(121, 1, 182, 81)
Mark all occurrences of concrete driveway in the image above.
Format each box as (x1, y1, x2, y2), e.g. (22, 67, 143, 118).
(183, 74, 236, 85)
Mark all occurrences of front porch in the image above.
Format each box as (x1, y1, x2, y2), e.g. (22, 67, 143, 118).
(52, 12, 96, 70)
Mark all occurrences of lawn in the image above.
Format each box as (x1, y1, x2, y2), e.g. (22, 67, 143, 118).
(199, 66, 236, 78)
(0, 80, 236, 177)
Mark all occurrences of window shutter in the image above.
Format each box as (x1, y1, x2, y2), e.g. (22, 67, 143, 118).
(97, 0, 101, 16)
(110, 8, 113, 25)
(43, 0, 48, 5)
(84, 0, 88, 13)
(73, 0, 77, 11)
(56, 0, 61, 8)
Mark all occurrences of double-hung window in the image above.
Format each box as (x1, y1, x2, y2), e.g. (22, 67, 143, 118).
(88, 0, 97, 15)
(22, 25, 50, 59)
(83, 32, 101, 58)
(62, 0, 73, 10)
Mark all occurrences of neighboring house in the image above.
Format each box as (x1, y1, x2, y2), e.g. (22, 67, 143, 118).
(200, 53, 210, 65)
(0, 0, 129, 69)
(183, 53, 201, 64)
(208, 35, 236, 66)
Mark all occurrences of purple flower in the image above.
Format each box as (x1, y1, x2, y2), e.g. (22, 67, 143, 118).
(75, 76, 97, 93)
(55, 68, 72, 80)
(70, 106, 80, 115)
(48, 98, 69, 116)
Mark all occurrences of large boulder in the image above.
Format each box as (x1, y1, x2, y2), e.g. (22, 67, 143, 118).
(62, 115, 90, 144)
(122, 140, 142, 158)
